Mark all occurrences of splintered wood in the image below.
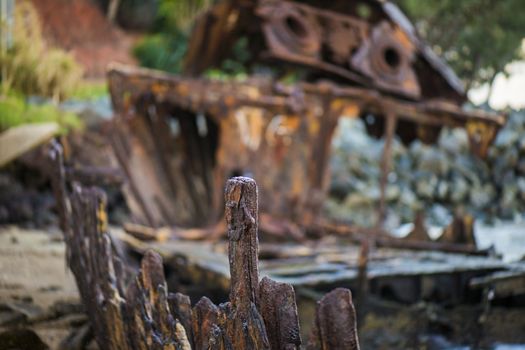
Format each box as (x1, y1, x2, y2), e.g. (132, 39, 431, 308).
(49, 143, 360, 350)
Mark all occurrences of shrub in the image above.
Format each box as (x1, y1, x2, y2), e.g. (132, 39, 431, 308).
(0, 94, 83, 134)
(133, 32, 187, 74)
(0, 0, 83, 101)
(71, 81, 108, 100)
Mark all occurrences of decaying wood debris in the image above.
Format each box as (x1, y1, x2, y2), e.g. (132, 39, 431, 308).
(49, 141, 360, 349)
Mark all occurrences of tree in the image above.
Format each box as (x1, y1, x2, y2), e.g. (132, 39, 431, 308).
(397, 0, 525, 94)
(106, 0, 121, 24)
(132, 0, 214, 74)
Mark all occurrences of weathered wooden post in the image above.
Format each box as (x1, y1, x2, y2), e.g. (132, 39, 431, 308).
(223, 177, 270, 349)
(307, 288, 360, 350)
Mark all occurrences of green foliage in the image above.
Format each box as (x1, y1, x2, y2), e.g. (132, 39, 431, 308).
(133, 0, 214, 73)
(133, 32, 188, 74)
(397, 0, 525, 89)
(0, 0, 83, 101)
(0, 95, 83, 134)
(203, 37, 251, 77)
(71, 81, 108, 100)
(156, 0, 213, 31)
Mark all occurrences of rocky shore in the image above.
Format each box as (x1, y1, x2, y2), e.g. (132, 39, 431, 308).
(327, 109, 525, 230)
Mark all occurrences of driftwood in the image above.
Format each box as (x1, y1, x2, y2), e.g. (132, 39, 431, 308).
(49, 142, 360, 350)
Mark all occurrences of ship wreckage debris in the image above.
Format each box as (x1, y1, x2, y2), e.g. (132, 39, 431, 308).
(42, 0, 525, 348)
(106, 0, 505, 247)
(50, 141, 358, 350)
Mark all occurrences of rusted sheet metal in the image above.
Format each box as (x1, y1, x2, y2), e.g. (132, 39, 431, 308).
(107, 65, 503, 230)
(255, 1, 371, 88)
(106, 0, 505, 250)
(183, 0, 466, 102)
(403, 211, 477, 248)
(109, 65, 334, 228)
(470, 269, 525, 298)
(351, 20, 419, 98)
(380, 1, 465, 99)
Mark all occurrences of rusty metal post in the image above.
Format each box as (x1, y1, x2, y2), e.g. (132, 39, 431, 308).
(356, 235, 369, 307)
(377, 112, 398, 228)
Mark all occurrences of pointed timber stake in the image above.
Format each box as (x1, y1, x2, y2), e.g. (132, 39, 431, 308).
(66, 184, 191, 350)
(259, 277, 302, 350)
(47, 140, 71, 239)
(168, 292, 194, 348)
(225, 176, 260, 309)
(125, 250, 191, 350)
(192, 297, 223, 350)
(69, 185, 130, 350)
(307, 288, 360, 350)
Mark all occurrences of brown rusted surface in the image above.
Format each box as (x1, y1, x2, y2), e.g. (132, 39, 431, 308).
(107, 65, 504, 236)
(466, 119, 499, 158)
(307, 288, 360, 350)
(183, 0, 465, 101)
(351, 20, 419, 98)
(438, 213, 476, 247)
(404, 210, 430, 242)
(106, 0, 508, 254)
(377, 113, 398, 227)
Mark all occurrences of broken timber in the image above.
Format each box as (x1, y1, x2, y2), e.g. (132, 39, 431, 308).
(49, 142, 360, 350)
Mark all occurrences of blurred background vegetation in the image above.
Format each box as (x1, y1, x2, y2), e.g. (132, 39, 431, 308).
(132, 0, 211, 74)
(0, 0, 84, 132)
(1, 1, 83, 100)
(131, 0, 252, 77)
(397, 0, 525, 92)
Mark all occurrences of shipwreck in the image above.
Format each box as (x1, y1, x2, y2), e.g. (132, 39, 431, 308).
(45, 0, 525, 349)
